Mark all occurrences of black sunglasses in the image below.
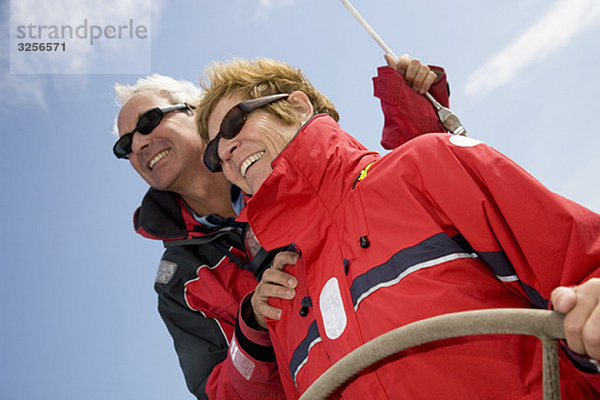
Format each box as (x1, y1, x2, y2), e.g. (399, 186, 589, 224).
(204, 93, 290, 172)
(113, 103, 195, 159)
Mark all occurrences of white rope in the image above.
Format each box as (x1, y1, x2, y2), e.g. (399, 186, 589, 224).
(299, 308, 565, 400)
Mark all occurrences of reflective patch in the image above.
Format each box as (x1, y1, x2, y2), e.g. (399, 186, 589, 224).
(230, 336, 255, 380)
(155, 260, 177, 284)
(319, 277, 347, 340)
(244, 226, 262, 258)
(449, 135, 482, 148)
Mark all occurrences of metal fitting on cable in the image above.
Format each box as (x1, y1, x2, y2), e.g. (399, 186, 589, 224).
(424, 93, 466, 136)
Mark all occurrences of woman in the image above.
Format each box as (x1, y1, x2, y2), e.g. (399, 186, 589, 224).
(195, 58, 600, 399)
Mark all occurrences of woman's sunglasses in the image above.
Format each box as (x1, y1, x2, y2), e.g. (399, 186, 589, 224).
(203, 93, 290, 172)
(113, 103, 195, 159)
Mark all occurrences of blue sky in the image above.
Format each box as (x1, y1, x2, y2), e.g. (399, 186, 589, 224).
(1, 0, 600, 399)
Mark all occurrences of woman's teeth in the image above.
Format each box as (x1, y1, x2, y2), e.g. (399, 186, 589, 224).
(240, 151, 265, 177)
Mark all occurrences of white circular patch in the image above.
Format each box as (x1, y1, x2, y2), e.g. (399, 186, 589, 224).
(449, 135, 483, 148)
(319, 277, 347, 340)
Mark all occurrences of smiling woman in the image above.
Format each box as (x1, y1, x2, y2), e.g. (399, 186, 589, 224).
(204, 92, 312, 194)
(196, 59, 340, 194)
(193, 57, 600, 400)
(203, 93, 290, 173)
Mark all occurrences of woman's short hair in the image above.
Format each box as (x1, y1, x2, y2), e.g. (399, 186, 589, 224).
(196, 58, 339, 142)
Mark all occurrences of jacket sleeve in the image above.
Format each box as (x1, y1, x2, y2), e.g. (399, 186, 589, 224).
(205, 294, 287, 400)
(154, 255, 230, 400)
(401, 134, 600, 370)
(373, 65, 450, 149)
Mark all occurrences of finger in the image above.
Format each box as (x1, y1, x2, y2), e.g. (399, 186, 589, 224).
(250, 291, 270, 329)
(562, 289, 597, 356)
(251, 285, 287, 328)
(551, 286, 577, 314)
(391, 53, 410, 76)
(272, 251, 299, 270)
(252, 302, 280, 329)
(262, 268, 297, 288)
(582, 303, 600, 359)
(403, 58, 421, 86)
(259, 303, 283, 321)
(419, 70, 438, 94)
(412, 66, 431, 94)
(384, 53, 396, 68)
(256, 280, 296, 301)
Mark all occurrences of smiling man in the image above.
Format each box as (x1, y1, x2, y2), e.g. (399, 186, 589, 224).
(115, 90, 234, 216)
(113, 75, 287, 400)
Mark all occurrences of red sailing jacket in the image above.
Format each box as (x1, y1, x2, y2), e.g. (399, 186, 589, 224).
(193, 66, 450, 399)
(238, 115, 600, 399)
(134, 66, 449, 399)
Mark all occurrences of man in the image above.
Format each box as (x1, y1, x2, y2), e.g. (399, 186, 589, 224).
(113, 74, 285, 399)
(195, 57, 600, 399)
(113, 56, 447, 399)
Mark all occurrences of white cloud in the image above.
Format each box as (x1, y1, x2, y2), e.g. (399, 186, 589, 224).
(254, 0, 301, 20)
(1, 0, 164, 111)
(258, 0, 301, 9)
(465, 0, 600, 99)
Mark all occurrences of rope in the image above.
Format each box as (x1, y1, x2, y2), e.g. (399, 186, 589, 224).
(299, 308, 565, 400)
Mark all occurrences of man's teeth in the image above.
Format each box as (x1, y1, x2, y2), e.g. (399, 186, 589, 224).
(240, 151, 265, 177)
(149, 150, 169, 169)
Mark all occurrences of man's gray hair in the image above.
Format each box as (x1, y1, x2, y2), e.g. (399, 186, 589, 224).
(112, 73, 203, 136)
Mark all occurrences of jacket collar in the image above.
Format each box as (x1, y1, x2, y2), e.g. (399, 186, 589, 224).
(134, 187, 242, 242)
(238, 114, 378, 250)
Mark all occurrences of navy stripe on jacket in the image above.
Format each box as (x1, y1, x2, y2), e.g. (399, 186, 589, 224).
(289, 321, 321, 386)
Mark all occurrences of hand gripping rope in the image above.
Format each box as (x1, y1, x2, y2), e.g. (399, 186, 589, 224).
(340, 0, 467, 136)
(299, 308, 565, 400)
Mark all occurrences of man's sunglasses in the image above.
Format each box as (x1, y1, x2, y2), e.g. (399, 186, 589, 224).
(204, 93, 290, 172)
(113, 103, 195, 159)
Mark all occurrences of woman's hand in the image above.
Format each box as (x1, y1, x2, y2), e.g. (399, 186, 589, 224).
(385, 53, 438, 94)
(251, 251, 299, 329)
